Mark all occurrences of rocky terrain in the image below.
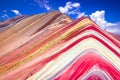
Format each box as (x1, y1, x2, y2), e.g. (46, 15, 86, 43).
(0, 11, 119, 80)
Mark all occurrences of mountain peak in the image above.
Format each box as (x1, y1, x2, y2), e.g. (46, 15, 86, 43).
(0, 11, 119, 80)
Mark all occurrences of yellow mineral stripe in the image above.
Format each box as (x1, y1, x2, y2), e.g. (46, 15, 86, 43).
(0, 18, 102, 74)
(27, 38, 120, 80)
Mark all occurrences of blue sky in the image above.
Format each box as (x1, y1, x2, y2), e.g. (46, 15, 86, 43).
(0, 0, 120, 34)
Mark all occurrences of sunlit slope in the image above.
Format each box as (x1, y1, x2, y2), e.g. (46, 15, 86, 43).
(0, 11, 119, 80)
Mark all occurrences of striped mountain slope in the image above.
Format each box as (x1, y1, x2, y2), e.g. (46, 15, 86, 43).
(110, 33, 120, 41)
(0, 15, 28, 33)
(0, 11, 119, 80)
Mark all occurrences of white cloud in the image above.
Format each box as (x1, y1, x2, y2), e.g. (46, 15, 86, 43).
(34, 0, 51, 11)
(59, 7, 68, 13)
(11, 10, 21, 16)
(45, 4, 51, 10)
(59, 2, 80, 13)
(77, 12, 85, 18)
(58, 2, 85, 18)
(59, 3, 120, 34)
(72, 3, 80, 7)
(2, 14, 10, 19)
(105, 22, 120, 34)
(90, 10, 120, 34)
(43, 0, 51, 10)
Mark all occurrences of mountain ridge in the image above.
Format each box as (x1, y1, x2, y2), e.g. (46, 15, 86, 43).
(0, 11, 119, 80)
(0, 11, 119, 41)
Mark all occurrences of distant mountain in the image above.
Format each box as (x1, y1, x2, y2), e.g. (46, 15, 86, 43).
(0, 11, 119, 80)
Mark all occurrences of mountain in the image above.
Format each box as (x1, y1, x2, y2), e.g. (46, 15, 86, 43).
(110, 33, 120, 41)
(0, 11, 120, 80)
(0, 15, 27, 32)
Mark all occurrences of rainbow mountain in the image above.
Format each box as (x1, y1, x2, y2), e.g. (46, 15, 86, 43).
(0, 11, 120, 80)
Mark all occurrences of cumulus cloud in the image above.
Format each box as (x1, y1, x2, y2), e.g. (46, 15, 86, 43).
(90, 10, 120, 34)
(105, 22, 120, 34)
(59, 2, 85, 18)
(34, 0, 51, 11)
(11, 10, 21, 16)
(59, 2, 120, 34)
(59, 2, 80, 13)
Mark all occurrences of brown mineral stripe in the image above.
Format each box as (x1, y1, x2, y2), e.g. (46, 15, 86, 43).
(0, 11, 120, 80)
(0, 14, 46, 56)
(0, 14, 72, 64)
(31, 13, 62, 35)
(0, 12, 72, 66)
(0, 14, 45, 42)
(0, 15, 26, 28)
(0, 19, 74, 74)
(0, 12, 60, 56)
